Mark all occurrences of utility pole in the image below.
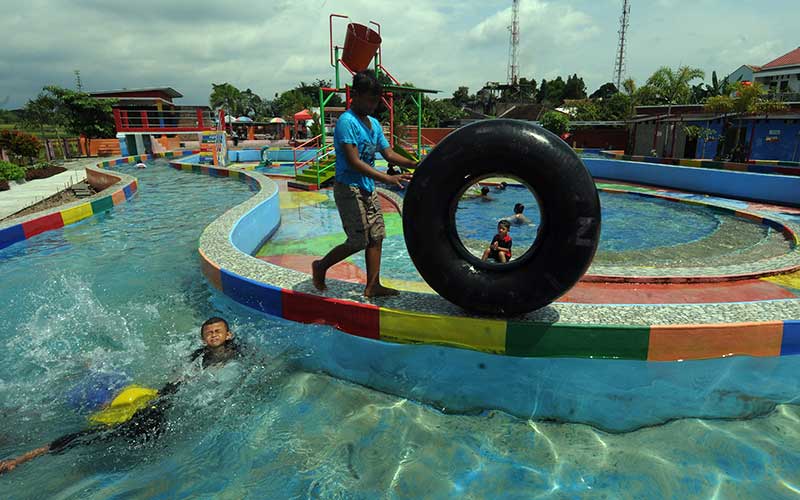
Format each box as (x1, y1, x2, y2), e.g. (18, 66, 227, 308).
(74, 70, 83, 92)
(613, 0, 630, 90)
(507, 0, 520, 86)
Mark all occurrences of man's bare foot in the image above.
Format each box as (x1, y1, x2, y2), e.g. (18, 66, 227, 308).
(364, 284, 400, 298)
(311, 260, 327, 291)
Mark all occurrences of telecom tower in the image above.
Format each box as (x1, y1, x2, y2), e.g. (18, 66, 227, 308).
(613, 0, 630, 90)
(507, 0, 520, 86)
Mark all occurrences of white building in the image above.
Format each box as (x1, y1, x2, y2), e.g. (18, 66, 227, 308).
(753, 47, 800, 98)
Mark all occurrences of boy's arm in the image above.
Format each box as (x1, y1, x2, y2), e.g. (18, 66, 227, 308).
(381, 147, 418, 170)
(342, 144, 412, 188)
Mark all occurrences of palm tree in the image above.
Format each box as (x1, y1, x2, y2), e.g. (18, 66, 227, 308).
(645, 66, 705, 156)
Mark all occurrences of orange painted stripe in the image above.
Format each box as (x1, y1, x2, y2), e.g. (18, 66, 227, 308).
(198, 248, 223, 290)
(735, 211, 763, 224)
(648, 322, 783, 361)
(111, 190, 126, 205)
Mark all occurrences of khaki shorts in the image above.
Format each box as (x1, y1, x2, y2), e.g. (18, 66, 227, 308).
(334, 182, 386, 249)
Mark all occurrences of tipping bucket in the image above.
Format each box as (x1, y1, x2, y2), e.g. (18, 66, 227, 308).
(341, 23, 382, 72)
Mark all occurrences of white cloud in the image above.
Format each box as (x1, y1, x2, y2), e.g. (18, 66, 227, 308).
(0, 0, 797, 109)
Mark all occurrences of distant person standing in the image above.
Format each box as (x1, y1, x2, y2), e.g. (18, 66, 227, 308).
(312, 70, 417, 297)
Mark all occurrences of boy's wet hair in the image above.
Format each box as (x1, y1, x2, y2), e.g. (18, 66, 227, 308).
(498, 220, 511, 230)
(514, 203, 524, 214)
(200, 316, 229, 336)
(352, 70, 382, 96)
(481, 186, 490, 195)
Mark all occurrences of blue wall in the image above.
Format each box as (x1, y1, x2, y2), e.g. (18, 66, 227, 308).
(693, 118, 800, 161)
(229, 181, 281, 255)
(584, 158, 800, 207)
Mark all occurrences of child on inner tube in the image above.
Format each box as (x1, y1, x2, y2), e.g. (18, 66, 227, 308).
(0, 316, 242, 475)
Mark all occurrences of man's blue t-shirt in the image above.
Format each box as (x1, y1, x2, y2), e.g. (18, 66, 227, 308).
(334, 109, 389, 193)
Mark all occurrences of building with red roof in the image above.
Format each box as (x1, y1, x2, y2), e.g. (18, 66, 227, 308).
(753, 47, 800, 97)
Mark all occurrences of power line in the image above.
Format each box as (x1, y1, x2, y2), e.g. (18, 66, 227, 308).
(613, 0, 630, 89)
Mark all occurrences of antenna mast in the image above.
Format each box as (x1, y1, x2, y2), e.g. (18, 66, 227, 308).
(507, 0, 520, 86)
(613, 0, 630, 89)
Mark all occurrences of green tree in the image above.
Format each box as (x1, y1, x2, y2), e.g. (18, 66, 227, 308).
(209, 83, 244, 116)
(541, 77, 567, 105)
(22, 92, 63, 138)
(645, 66, 705, 154)
(451, 86, 471, 108)
(563, 74, 587, 100)
(42, 86, 117, 139)
(704, 82, 786, 156)
(571, 100, 601, 121)
(590, 82, 618, 100)
(540, 111, 570, 136)
(602, 92, 633, 120)
(683, 125, 719, 159)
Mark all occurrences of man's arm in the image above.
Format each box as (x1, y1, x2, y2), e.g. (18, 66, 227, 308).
(342, 144, 411, 189)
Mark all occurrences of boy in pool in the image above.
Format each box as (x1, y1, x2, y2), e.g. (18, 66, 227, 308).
(0, 317, 241, 475)
(312, 70, 418, 298)
(502, 203, 534, 226)
(482, 220, 513, 263)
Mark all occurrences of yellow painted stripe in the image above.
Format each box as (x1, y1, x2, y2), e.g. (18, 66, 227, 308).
(763, 270, 800, 290)
(181, 163, 193, 170)
(61, 203, 93, 225)
(380, 308, 506, 354)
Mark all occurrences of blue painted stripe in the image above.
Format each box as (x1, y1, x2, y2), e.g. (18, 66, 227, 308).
(0, 224, 26, 250)
(220, 269, 283, 317)
(780, 320, 800, 356)
(123, 185, 133, 199)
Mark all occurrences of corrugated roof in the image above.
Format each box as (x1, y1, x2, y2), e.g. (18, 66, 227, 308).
(761, 47, 800, 70)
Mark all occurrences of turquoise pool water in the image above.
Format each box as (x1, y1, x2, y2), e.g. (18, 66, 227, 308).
(2, 161, 800, 498)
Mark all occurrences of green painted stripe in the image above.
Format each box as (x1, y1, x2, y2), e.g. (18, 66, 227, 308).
(505, 322, 650, 360)
(90, 196, 114, 214)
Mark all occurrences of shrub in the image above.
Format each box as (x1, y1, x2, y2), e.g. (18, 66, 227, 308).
(0, 129, 41, 164)
(540, 111, 571, 137)
(25, 164, 66, 181)
(0, 160, 26, 181)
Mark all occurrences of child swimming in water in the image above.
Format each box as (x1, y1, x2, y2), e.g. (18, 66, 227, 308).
(0, 317, 241, 475)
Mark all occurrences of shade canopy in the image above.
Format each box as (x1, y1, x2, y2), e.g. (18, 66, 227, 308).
(293, 109, 313, 120)
(269, 117, 287, 124)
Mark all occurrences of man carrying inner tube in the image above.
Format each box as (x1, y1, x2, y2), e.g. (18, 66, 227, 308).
(312, 69, 418, 297)
(0, 317, 242, 475)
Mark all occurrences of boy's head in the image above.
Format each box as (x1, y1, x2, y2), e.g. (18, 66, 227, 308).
(497, 220, 511, 235)
(351, 70, 382, 115)
(481, 186, 490, 196)
(514, 203, 525, 214)
(200, 317, 232, 348)
(500, 182, 507, 190)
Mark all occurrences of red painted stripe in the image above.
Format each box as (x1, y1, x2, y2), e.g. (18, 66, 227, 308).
(282, 289, 380, 339)
(21, 212, 64, 238)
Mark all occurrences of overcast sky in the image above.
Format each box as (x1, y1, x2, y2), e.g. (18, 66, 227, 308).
(1, 0, 797, 109)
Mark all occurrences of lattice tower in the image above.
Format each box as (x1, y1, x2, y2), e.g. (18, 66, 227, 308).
(613, 0, 631, 90)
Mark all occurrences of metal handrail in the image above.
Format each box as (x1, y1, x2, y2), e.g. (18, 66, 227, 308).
(295, 143, 335, 180)
(292, 134, 322, 176)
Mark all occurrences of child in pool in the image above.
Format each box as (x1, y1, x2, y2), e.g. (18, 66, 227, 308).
(482, 220, 512, 263)
(0, 317, 241, 475)
(502, 203, 534, 226)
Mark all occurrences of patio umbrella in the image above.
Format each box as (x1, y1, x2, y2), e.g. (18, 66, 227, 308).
(237, 116, 253, 122)
(269, 117, 286, 124)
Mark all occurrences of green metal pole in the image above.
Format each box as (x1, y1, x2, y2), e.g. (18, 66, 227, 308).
(417, 92, 422, 158)
(334, 47, 340, 89)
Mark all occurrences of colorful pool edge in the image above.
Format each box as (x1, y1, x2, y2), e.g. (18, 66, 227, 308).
(0, 150, 199, 250)
(599, 151, 800, 176)
(181, 160, 800, 362)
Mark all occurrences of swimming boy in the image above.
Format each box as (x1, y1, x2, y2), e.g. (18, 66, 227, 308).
(0, 317, 240, 475)
(312, 70, 418, 298)
(482, 220, 513, 263)
(502, 203, 534, 226)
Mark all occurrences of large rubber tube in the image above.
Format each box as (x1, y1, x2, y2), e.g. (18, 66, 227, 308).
(402, 120, 601, 315)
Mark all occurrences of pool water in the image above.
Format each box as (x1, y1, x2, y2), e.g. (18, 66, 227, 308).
(2, 161, 800, 498)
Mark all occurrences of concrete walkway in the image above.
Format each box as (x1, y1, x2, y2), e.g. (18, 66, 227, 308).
(0, 158, 97, 220)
